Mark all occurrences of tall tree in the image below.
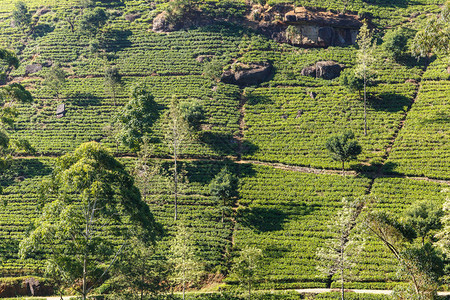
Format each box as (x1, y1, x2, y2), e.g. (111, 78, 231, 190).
(164, 97, 192, 221)
(436, 196, 450, 256)
(412, 1, 450, 59)
(325, 131, 362, 174)
(109, 236, 170, 300)
(104, 67, 122, 106)
(232, 246, 263, 299)
(209, 166, 237, 224)
(355, 21, 375, 136)
(169, 222, 204, 300)
(363, 206, 444, 299)
(116, 85, 159, 152)
(43, 64, 67, 101)
(316, 198, 364, 300)
(403, 201, 443, 246)
(19, 142, 160, 300)
(0, 48, 33, 163)
(12, 1, 31, 31)
(80, 7, 108, 36)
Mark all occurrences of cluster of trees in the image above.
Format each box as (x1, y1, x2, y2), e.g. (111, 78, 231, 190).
(317, 195, 450, 300)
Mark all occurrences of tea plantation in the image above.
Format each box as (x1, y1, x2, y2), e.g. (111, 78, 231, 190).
(0, 0, 449, 298)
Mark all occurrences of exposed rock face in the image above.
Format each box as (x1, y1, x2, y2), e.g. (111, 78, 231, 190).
(257, 6, 362, 47)
(152, 12, 171, 32)
(301, 61, 342, 80)
(25, 64, 42, 75)
(221, 63, 272, 86)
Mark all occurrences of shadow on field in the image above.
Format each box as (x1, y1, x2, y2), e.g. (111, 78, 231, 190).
(369, 93, 411, 112)
(103, 29, 132, 52)
(70, 92, 101, 106)
(200, 132, 259, 157)
(0, 159, 53, 187)
(237, 206, 288, 232)
(421, 111, 450, 124)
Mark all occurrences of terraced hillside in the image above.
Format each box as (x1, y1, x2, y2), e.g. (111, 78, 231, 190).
(0, 0, 449, 295)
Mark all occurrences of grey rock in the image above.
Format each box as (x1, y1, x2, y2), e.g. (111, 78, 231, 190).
(221, 64, 272, 86)
(25, 64, 42, 75)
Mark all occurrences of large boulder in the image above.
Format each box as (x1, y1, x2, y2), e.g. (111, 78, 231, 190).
(25, 64, 42, 75)
(316, 61, 342, 79)
(221, 63, 272, 86)
(301, 61, 342, 80)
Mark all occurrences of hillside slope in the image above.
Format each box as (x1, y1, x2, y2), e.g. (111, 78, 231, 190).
(0, 0, 448, 293)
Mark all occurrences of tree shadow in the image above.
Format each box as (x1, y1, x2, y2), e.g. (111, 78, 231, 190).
(362, 0, 420, 9)
(0, 159, 53, 187)
(237, 203, 314, 233)
(397, 55, 433, 69)
(182, 159, 239, 185)
(103, 29, 132, 53)
(246, 92, 273, 105)
(420, 111, 450, 125)
(382, 161, 401, 176)
(69, 92, 101, 106)
(199, 131, 259, 157)
(32, 23, 55, 39)
(369, 93, 412, 112)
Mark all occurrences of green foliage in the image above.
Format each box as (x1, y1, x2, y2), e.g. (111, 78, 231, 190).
(12, 1, 31, 29)
(403, 201, 443, 245)
(325, 131, 362, 171)
(231, 246, 263, 298)
(209, 166, 237, 223)
(412, 1, 450, 58)
(80, 8, 108, 36)
(19, 142, 159, 300)
(179, 99, 205, 130)
(316, 198, 364, 298)
(339, 68, 363, 93)
(104, 66, 122, 105)
(169, 222, 205, 297)
(382, 28, 412, 61)
(108, 237, 170, 300)
(117, 85, 159, 151)
(43, 64, 67, 100)
(203, 58, 223, 81)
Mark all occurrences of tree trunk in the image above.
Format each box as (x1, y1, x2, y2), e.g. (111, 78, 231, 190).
(173, 125, 178, 222)
(363, 69, 367, 136)
(341, 241, 345, 300)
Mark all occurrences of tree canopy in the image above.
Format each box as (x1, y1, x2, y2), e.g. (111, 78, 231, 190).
(325, 131, 362, 173)
(19, 142, 160, 300)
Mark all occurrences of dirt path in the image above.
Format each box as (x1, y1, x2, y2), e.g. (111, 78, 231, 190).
(295, 288, 450, 296)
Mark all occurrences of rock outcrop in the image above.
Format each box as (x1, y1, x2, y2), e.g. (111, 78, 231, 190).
(25, 64, 42, 75)
(256, 5, 362, 47)
(221, 63, 272, 86)
(301, 61, 342, 80)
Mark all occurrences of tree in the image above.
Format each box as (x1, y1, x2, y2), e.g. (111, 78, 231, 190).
(435, 196, 450, 256)
(382, 28, 412, 61)
(80, 7, 108, 36)
(0, 49, 34, 163)
(179, 98, 205, 131)
(403, 201, 443, 246)
(203, 59, 223, 81)
(316, 198, 364, 300)
(209, 166, 237, 224)
(12, 1, 31, 30)
(108, 237, 170, 300)
(232, 246, 263, 299)
(411, 1, 450, 59)
(363, 206, 444, 299)
(168, 222, 204, 300)
(104, 67, 122, 106)
(43, 64, 67, 101)
(164, 97, 192, 221)
(355, 21, 375, 136)
(339, 68, 364, 96)
(116, 85, 159, 151)
(325, 131, 362, 173)
(19, 142, 160, 300)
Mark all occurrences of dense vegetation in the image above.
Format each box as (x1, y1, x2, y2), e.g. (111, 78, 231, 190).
(0, 0, 448, 299)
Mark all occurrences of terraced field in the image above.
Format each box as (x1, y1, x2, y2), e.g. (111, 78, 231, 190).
(0, 0, 448, 296)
